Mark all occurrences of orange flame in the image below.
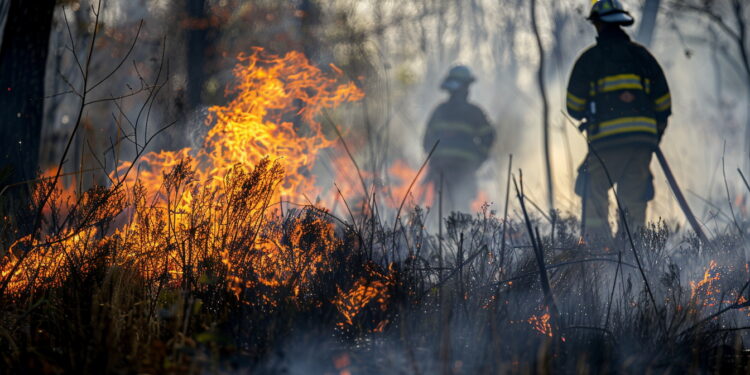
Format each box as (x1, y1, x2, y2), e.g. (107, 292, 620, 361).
(690, 260, 720, 307)
(385, 160, 434, 208)
(527, 311, 553, 337)
(114, 47, 364, 205)
(471, 191, 490, 213)
(1, 49, 366, 305)
(1, 48, 403, 333)
(333, 264, 394, 329)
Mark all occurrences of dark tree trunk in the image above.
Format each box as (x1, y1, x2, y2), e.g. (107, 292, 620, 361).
(0, 0, 56, 186)
(530, 0, 554, 212)
(636, 0, 661, 47)
(186, 0, 207, 109)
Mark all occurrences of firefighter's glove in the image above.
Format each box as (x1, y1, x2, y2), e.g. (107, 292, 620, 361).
(657, 121, 667, 144)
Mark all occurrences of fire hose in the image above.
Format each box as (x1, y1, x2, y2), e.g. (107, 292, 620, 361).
(573, 103, 710, 246)
(577, 135, 710, 247)
(654, 147, 711, 246)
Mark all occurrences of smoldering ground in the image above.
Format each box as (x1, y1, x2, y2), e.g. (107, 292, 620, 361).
(245, 211, 750, 374)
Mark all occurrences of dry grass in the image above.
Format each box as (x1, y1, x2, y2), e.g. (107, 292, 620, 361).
(1, 157, 750, 374)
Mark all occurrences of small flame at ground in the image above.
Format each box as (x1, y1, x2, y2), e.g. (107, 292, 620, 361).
(528, 311, 553, 337)
(471, 191, 491, 213)
(690, 260, 720, 307)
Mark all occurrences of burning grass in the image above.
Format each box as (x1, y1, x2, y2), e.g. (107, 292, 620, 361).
(2, 49, 750, 373)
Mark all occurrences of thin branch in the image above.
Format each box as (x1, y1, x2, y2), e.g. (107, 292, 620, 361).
(86, 20, 143, 94)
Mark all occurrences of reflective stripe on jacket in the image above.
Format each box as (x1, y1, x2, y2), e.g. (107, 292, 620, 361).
(424, 97, 495, 167)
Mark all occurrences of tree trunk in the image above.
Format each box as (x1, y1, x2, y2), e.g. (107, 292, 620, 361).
(186, 0, 207, 109)
(530, 0, 554, 212)
(636, 0, 661, 47)
(731, 0, 750, 173)
(0, 0, 56, 186)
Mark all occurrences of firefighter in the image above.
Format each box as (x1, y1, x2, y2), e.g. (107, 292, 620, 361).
(423, 65, 495, 213)
(567, 0, 672, 242)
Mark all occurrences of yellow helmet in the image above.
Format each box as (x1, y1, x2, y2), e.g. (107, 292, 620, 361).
(588, 0, 634, 26)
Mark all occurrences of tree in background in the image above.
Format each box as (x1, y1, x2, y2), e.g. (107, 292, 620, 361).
(670, 0, 750, 164)
(638, 0, 662, 47)
(185, 0, 209, 110)
(530, 0, 554, 211)
(0, 0, 57, 188)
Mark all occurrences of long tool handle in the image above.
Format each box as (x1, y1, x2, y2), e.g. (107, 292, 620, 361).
(655, 148, 711, 245)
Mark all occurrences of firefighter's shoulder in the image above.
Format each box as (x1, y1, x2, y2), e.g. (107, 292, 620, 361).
(432, 101, 454, 115)
(569, 44, 602, 77)
(624, 40, 664, 73)
(462, 102, 489, 122)
(573, 44, 600, 64)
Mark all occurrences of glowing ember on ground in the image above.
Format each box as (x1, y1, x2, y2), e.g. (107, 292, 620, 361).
(690, 260, 720, 308)
(527, 311, 553, 337)
(333, 264, 394, 328)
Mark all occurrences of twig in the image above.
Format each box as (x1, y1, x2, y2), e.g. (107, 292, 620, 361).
(679, 298, 750, 338)
(687, 189, 733, 222)
(722, 142, 743, 236)
(499, 154, 513, 271)
(514, 172, 561, 336)
(438, 171, 444, 281)
(416, 244, 488, 301)
(523, 193, 553, 223)
(321, 108, 370, 222)
(604, 251, 622, 330)
(530, 0, 554, 212)
(738, 168, 750, 196)
(392, 141, 438, 244)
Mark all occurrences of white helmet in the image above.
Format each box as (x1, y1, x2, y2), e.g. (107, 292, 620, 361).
(440, 65, 476, 91)
(588, 0, 635, 26)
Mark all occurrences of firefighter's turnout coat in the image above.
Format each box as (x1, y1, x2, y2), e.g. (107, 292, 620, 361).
(423, 95, 495, 169)
(566, 28, 671, 150)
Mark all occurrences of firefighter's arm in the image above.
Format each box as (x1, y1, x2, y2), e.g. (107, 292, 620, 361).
(423, 109, 440, 152)
(646, 49, 672, 139)
(478, 109, 495, 145)
(475, 109, 496, 159)
(657, 119, 668, 143)
(566, 55, 590, 121)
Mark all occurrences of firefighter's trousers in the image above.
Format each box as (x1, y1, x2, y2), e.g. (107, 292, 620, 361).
(580, 145, 654, 242)
(426, 161, 478, 214)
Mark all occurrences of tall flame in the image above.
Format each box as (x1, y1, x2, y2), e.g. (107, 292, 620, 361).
(115, 47, 364, 204)
(1, 48, 403, 330)
(3, 49, 364, 298)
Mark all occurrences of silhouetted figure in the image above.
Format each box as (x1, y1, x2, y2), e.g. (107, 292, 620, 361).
(424, 66, 495, 213)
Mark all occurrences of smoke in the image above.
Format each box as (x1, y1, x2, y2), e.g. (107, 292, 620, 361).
(341, 0, 750, 232)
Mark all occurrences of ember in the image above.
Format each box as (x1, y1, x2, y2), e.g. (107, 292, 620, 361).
(690, 260, 720, 308)
(528, 310, 553, 337)
(333, 264, 394, 328)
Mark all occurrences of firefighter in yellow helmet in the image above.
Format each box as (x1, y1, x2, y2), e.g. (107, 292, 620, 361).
(424, 66, 495, 213)
(567, 0, 672, 243)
